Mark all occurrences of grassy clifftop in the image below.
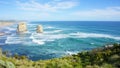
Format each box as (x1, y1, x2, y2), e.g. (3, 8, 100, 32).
(0, 43, 120, 68)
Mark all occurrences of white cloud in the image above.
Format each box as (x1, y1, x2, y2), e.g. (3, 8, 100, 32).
(54, 1, 77, 9)
(72, 7, 120, 18)
(16, 0, 77, 12)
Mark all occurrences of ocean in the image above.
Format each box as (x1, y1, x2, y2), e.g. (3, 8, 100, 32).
(0, 21, 120, 61)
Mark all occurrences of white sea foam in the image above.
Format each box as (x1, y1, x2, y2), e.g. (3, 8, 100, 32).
(25, 31, 31, 33)
(44, 30, 62, 33)
(53, 30, 62, 33)
(5, 31, 120, 45)
(46, 26, 55, 29)
(28, 24, 37, 26)
(5, 36, 30, 44)
(69, 32, 120, 40)
(30, 31, 120, 45)
(31, 33, 68, 40)
(30, 33, 69, 45)
(5, 37, 21, 44)
(30, 33, 44, 45)
(4, 31, 11, 34)
(90, 43, 94, 45)
(65, 51, 78, 55)
(32, 39, 45, 45)
(5, 27, 16, 31)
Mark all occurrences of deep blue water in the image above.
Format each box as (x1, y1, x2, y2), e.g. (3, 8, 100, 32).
(0, 21, 120, 61)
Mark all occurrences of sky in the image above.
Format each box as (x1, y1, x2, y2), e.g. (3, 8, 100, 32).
(0, 0, 120, 21)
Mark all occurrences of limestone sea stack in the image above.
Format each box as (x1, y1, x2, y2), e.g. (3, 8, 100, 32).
(17, 22, 27, 33)
(36, 25, 43, 33)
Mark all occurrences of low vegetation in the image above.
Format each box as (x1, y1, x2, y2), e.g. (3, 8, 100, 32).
(0, 43, 120, 68)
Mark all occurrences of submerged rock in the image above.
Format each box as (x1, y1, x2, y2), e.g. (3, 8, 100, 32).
(36, 25, 43, 33)
(17, 22, 27, 33)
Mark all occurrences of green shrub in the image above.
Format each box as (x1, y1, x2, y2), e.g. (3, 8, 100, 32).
(0, 60, 6, 68)
(0, 43, 120, 68)
(6, 61, 16, 68)
(101, 63, 114, 68)
(0, 60, 15, 68)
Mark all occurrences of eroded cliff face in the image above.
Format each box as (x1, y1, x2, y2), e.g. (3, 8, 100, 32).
(36, 25, 43, 33)
(17, 22, 27, 33)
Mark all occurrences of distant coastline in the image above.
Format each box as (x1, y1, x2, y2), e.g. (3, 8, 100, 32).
(0, 22, 14, 27)
(0, 20, 27, 36)
(0, 21, 15, 36)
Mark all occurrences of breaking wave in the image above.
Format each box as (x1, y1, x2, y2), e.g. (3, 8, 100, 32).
(45, 26, 55, 29)
(5, 27, 16, 31)
(69, 32, 120, 40)
(5, 37, 22, 44)
(30, 33, 68, 45)
(44, 30, 62, 33)
(4, 31, 120, 45)
(65, 51, 78, 55)
(32, 39, 45, 45)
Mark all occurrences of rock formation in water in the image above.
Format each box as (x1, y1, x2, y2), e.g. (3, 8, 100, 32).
(36, 25, 43, 33)
(17, 22, 27, 33)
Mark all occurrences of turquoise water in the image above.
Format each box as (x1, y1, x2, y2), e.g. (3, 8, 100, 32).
(0, 21, 120, 60)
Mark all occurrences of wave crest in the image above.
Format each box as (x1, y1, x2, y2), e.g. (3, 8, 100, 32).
(69, 32, 120, 40)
